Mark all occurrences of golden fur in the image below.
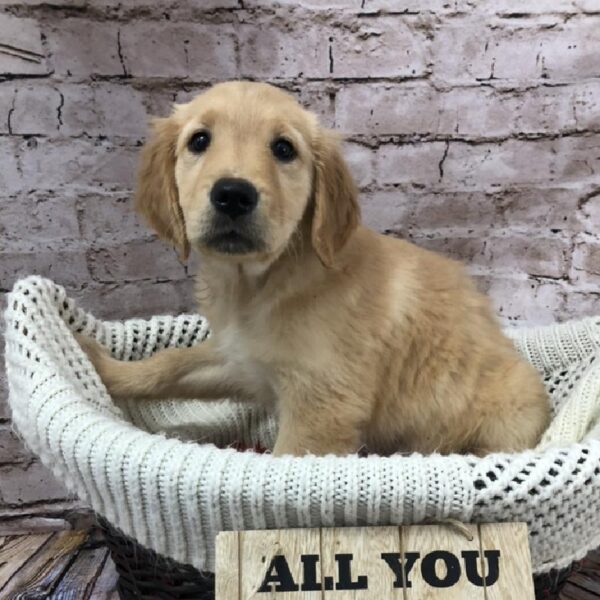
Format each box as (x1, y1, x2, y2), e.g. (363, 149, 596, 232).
(80, 81, 550, 456)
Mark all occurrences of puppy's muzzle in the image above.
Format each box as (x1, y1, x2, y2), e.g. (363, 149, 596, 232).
(210, 177, 258, 220)
(204, 177, 265, 254)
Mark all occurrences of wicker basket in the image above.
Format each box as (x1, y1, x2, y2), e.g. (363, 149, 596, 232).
(98, 517, 215, 600)
(5, 277, 600, 597)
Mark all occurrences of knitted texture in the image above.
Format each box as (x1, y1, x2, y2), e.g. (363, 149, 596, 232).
(4, 276, 600, 574)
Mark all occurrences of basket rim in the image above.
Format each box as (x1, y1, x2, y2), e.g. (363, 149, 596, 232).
(5, 275, 600, 576)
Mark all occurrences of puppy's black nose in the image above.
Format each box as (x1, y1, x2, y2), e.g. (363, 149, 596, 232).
(210, 178, 258, 219)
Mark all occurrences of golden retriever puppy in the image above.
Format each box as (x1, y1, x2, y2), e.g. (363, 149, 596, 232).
(80, 81, 549, 457)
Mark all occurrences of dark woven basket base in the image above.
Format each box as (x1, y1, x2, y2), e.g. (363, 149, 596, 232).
(98, 516, 578, 600)
(97, 517, 214, 599)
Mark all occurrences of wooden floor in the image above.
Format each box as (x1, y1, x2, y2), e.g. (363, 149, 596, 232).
(559, 550, 600, 600)
(0, 528, 598, 599)
(0, 529, 118, 599)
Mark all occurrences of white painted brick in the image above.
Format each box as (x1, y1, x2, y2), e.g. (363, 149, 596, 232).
(0, 0, 85, 4)
(408, 190, 498, 230)
(376, 141, 447, 185)
(78, 192, 148, 243)
(481, 276, 564, 326)
(411, 235, 486, 265)
(579, 189, 600, 231)
(494, 187, 583, 232)
(188, 0, 240, 6)
(440, 140, 552, 189)
(47, 19, 123, 77)
(0, 138, 23, 195)
(298, 86, 336, 129)
(20, 138, 137, 191)
(0, 193, 79, 246)
(120, 23, 237, 80)
(245, 0, 361, 7)
(93, 0, 238, 7)
(342, 141, 374, 189)
(88, 239, 188, 283)
(331, 16, 430, 78)
(563, 290, 600, 321)
(571, 234, 600, 285)
(432, 17, 600, 85)
(575, 0, 600, 11)
(440, 136, 600, 189)
(515, 86, 576, 134)
(0, 426, 33, 463)
(472, 0, 579, 13)
(0, 248, 90, 290)
(0, 367, 8, 421)
(337, 83, 449, 136)
(174, 85, 212, 105)
(0, 86, 15, 134)
(481, 235, 569, 279)
(359, 190, 412, 232)
(0, 461, 70, 505)
(146, 88, 185, 120)
(570, 82, 600, 131)
(409, 233, 569, 279)
(9, 85, 61, 136)
(337, 81, 600, 138)
(337, 84, 511, 136)
(239, 21, 329, 79)
(364, 0, 459, 11)
(536, 17, 600, 82)
(73, 279, 195, 320)
(361, 190, 499, 236)
(0, 14, 48, 76)
(59, 83, 148, 137)
(362, 187, 584, 236)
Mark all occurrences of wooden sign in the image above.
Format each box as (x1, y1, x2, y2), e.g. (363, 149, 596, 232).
(216, 523, 534, 599)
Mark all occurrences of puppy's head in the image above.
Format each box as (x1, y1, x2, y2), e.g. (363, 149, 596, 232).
(135, 81, 359, 267)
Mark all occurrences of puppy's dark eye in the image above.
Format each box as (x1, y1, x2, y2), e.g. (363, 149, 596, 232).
(188, 130, 211, 154)
(271, 138, 296, 162)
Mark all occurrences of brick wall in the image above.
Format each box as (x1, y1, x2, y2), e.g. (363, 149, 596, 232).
(0, 0, 599, 520)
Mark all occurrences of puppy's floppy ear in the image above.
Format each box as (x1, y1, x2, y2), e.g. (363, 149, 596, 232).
(311, 129, 360, 268)
(135, 116, 190, 260)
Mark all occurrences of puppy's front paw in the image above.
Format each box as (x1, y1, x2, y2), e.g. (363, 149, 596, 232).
(75, 333, 112, 367)
(75, 334, 123, 396)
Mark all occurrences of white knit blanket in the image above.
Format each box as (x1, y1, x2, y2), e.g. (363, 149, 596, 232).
(4, 276, 600, 575)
